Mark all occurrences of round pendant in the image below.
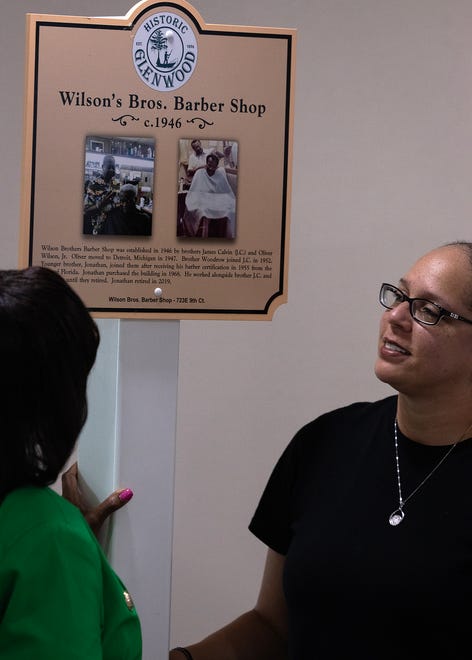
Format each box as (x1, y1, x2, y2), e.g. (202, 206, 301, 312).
(389, 509, 404, 526)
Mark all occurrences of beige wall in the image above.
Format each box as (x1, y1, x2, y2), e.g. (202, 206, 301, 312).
(3, 0, 472, 654)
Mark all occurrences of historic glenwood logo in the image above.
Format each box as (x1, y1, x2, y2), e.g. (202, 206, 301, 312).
(133, 12, 198, 91)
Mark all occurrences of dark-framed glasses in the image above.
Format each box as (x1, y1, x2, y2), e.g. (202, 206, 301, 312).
(379, 283, 472, 326)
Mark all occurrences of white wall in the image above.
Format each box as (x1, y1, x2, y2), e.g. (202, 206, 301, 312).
(2, 0, 472, 655)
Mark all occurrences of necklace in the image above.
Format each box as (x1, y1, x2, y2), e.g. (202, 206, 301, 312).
(388, 419, 457, 526)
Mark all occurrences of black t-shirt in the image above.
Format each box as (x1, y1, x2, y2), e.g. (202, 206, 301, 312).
(249, 396, 472, 659)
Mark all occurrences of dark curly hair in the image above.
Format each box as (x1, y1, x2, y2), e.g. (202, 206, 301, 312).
(0, 267, 99, 498)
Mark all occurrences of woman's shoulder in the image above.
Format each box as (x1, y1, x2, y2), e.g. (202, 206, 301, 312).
(301, 395, 396, 431)
(0, 486, 94, 552)
(288, 395, 397, 455)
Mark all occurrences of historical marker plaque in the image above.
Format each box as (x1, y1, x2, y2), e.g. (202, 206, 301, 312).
(20, 0, 296, 319)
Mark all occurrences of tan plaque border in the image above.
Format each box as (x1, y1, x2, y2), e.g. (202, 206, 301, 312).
(19, 0, 296, 320)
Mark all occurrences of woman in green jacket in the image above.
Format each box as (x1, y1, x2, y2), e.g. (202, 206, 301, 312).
(0, 266, 142, 659)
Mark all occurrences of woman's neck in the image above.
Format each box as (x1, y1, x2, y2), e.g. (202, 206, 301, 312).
(397, 393, 472, 445)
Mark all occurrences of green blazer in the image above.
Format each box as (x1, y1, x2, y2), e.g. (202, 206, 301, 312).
(0, 487, 142, 659)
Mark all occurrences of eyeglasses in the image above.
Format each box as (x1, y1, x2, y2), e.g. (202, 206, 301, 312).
(379, 283, 472, 326)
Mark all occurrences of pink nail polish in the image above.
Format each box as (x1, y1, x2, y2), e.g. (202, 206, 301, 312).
(119, 488, 133, 502)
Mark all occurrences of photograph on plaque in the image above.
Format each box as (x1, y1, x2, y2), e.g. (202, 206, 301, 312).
(83, 135, 155, 236)
(177, 138, 238, 239)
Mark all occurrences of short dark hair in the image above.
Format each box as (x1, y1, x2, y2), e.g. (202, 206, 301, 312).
(0, 267, 99, 498)
(102, 154, 115, 167)
(443, 240, 472, 265)
(206, 153, 219, 167)
(442, 241, 472, 310)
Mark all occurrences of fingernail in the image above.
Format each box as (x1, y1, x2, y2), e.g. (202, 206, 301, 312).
(119, 488, 134, 502)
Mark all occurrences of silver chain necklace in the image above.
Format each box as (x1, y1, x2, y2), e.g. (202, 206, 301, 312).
(388, 419, 457, 526)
